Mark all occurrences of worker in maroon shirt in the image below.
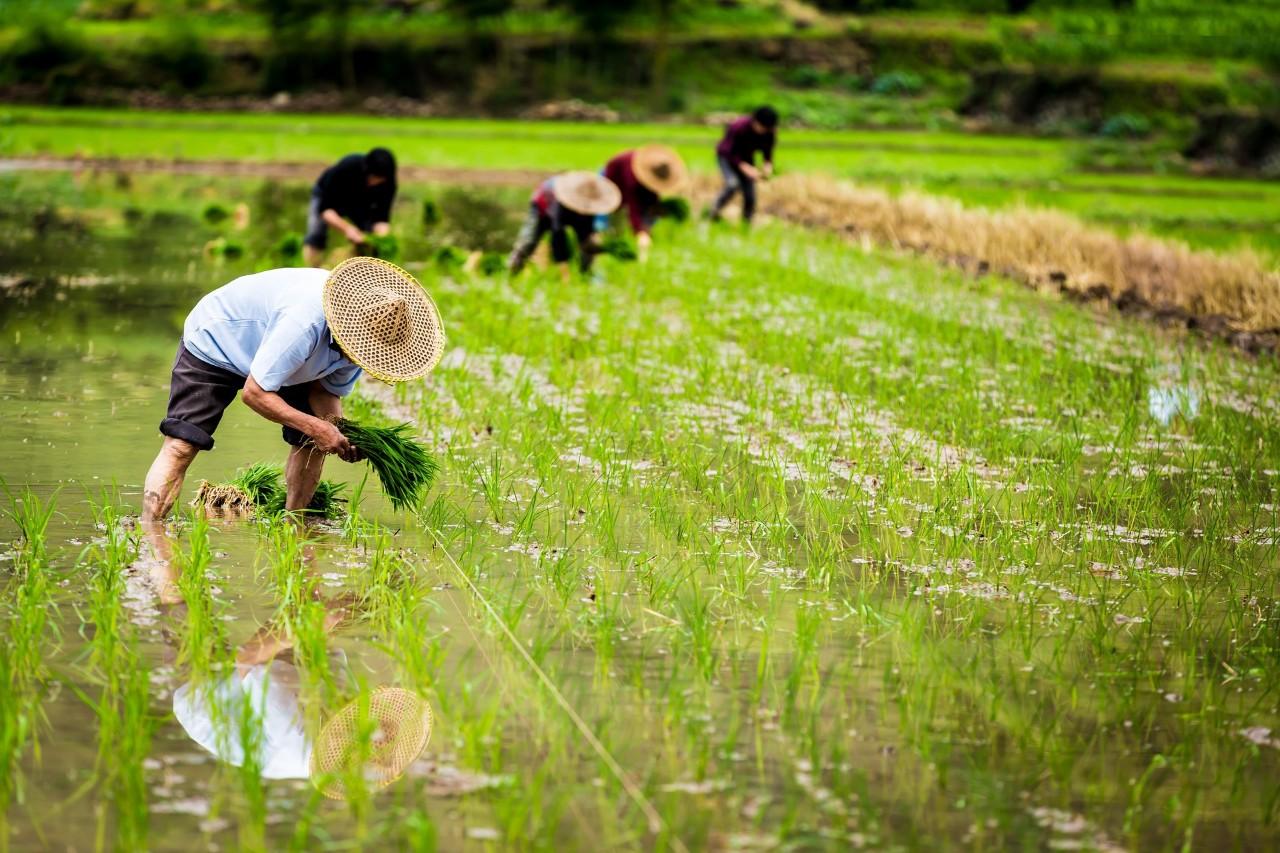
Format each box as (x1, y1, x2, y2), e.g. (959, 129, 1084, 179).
(709, 106, 778, 226)
(600, 144, 688, 262)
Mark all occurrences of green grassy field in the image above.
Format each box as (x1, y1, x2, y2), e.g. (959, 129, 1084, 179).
(1, 164, 1279, 848)
(4, 105, 1280, 257)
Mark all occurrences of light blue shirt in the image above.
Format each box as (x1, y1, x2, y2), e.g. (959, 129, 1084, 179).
(183, 268, 362, 397)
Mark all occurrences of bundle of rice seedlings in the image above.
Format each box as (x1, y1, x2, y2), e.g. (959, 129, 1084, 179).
(192, 463, 347, 517)
(601, 235, 638, 261)
(658, 197, 691, 223)
(232, 462, 286, 508)
(306, 479, 348, 518)
(357, 233, 400, 261)
(335, 419, 438, 511)
(191, 480, 253, 513)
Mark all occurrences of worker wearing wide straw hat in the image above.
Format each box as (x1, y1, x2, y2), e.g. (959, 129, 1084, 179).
(600, 144, 688, 263)
(140, 257, 445, 522)
(508, 171, 621, 281)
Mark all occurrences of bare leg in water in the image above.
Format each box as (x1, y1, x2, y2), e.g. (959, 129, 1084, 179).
(284, 444, 327, 512)
(137, 436, 201, 604)
(283, 381, 342, 512)
(142, 436, 200, 522)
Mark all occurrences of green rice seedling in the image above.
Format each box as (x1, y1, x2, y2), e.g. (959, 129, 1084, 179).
(473, 450, 506, 521)
(202, 202, 230, 225)
(359, 233, 400, 261)
(175, 513, 226, 681)
(600, 235, 638, 261)
(83, 497, 153, 853)
(336, 419, 439, 511)
(275, 231, 303, 260)
(0, 488, 59, 845)
(230, 673, 268, 852)
(477, 251, 507, 276)
(433, 244, 466, 272)
(658, 197, 691, 223)
(232, 462, 286, 508)
(195, 463, 346, 517)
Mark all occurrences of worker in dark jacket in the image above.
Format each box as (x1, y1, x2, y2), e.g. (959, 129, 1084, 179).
(303, 148, 398, 267)
(709, 106, 778, 225)
(600, 144, 687, 263)
(508, 171, 621, 281)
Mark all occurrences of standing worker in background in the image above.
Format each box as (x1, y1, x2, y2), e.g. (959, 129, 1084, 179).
(708, 106, 778, 226)
(508, 171, 621, 281)
(601, 144, 688, 263)
(303, 148, 398, 267)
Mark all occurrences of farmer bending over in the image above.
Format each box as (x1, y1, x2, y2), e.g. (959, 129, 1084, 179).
(601, 144, 688, 263)
(140, 257, 445, 521)
(508, 171, 621, 281)
(709, 106, 778, 225)
(303, 148, 398, 267)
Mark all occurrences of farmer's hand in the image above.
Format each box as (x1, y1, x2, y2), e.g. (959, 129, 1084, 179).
(762, 162, 774, 180)
(309, 420, 359, 462)
(636, 231, 652, 263)
(740, 163, 761, 181)
(345, 225, 367, 245)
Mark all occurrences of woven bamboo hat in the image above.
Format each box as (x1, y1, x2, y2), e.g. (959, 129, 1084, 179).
(309, 687, 434, 800)
(632, 144, 688, 197)
(323, 257, 446, 383)
(552, 171, 622, 216)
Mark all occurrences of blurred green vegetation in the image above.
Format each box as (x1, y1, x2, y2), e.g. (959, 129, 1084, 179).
(0, 1, 1277, 156)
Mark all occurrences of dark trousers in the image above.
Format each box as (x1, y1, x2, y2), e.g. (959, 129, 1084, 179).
(711, 155, 757, 222)
(508, 204, 599, 274)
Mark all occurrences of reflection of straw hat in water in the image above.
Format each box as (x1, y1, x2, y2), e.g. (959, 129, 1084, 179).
(310, 687, 434, 800)
(323, 257, 446, 383)
(632, 144, 688, 197)
(552, 171, 622, 216)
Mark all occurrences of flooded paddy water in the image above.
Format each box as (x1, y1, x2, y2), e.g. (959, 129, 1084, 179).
(2, 167, 1280, 850)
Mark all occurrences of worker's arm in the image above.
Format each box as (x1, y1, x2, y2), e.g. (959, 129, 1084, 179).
(236, 623, 293, 666)
(241, 375, 358, 461)
(321, 208, 366, 245)
(372, 222, 391, 236)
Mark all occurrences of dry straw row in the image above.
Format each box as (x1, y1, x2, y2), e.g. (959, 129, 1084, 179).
(704, 173, 1280, 334)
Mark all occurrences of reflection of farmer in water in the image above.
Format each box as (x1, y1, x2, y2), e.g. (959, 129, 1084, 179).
(708, 106, 778, 226)
(304, 148, 398, 268)
(137, 523, 431, 796)
(600, 145, 688, 263)
(163, 568, 431, 794)
(507, 171, 621, 281)
(173, 616, 338, 780)
(140, 257, 444, 523)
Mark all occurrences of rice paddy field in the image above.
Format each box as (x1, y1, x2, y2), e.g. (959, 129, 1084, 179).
(2, 135, 1280, 850)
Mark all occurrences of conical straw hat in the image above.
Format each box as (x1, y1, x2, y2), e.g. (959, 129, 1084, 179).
(552, 171, 622, 216)
(310, 687, 433, 800)
(632, 144, 688, 197)
(323, 257, 446, 383)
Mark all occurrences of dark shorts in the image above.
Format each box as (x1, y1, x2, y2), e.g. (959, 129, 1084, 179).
(303, 193, 329, 250)
(159, 344, 313, 451)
